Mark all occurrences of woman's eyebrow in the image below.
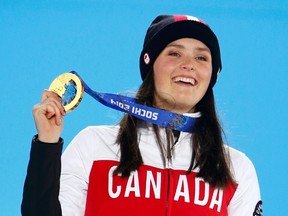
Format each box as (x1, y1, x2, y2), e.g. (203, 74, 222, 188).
(166, 43, 185, 49)
(196, 47, 210, 52)
(166, 43, 210, 53)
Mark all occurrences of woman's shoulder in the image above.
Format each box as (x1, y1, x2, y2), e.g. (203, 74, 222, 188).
(224, 147, 262, 213)
(66, 124, 121, 153)
(225, 146, 248, 161)
(76, 124, 120, 139)
(225, 145, 258, 182)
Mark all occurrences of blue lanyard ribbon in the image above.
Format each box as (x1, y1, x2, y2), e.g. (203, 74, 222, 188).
(71, 71, 199, 132)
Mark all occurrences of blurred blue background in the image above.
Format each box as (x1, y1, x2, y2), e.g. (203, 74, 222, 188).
(1, 0, 287, 215)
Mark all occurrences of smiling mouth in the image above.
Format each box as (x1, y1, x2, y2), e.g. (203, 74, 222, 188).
(173, 77, 196, 86)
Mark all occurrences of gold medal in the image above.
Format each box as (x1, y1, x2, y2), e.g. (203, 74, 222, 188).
(49, 72, 84, 112)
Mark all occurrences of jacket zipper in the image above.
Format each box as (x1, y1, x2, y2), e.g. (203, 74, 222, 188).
(165, 168, 170, 216)
(166, 133, 180, 215)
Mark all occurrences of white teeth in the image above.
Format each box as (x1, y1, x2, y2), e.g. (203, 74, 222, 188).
(174, 77, 196, 86)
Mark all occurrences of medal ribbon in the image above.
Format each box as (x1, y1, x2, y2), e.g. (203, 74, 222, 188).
(71, 71, 199, 132)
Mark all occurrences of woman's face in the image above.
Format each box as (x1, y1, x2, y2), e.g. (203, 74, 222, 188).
(153, 38, 212, 114)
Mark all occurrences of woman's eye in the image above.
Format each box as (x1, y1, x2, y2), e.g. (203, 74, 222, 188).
(196, 56, 207, 61)
(169, 52, 179, 57)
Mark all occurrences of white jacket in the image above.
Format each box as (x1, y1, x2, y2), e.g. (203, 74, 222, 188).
(60, 125, 262, 216)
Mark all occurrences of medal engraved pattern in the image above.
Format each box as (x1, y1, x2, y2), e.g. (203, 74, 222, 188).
(49, 72, 84, 112)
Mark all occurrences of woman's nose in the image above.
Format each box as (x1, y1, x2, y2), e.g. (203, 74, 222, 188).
(180, 58, 195, 71)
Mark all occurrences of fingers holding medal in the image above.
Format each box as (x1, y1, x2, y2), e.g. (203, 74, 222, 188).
(32, 72, 84, 143)
(32, 89, 66, 143)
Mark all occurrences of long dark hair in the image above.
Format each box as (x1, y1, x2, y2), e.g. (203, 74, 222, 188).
(115, 70, 236, 188)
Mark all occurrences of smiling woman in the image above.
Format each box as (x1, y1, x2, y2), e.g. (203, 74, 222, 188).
(22, 14, 262, 216)
(153, 38, 212, 114)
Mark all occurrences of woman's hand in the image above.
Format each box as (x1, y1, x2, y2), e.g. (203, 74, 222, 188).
(32, 90, 66, 143)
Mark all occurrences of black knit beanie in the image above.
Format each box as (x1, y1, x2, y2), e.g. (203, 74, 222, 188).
(139, 15, 222, 87)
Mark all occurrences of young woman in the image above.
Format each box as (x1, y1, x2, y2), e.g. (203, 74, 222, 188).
(22, 15, 262, 216)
